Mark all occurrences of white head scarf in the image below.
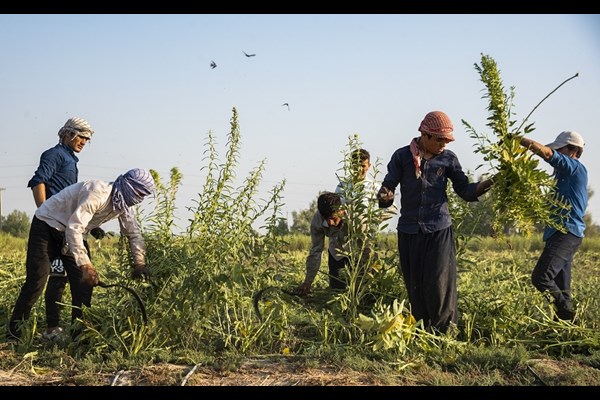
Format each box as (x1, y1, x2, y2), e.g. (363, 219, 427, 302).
(58, 117, 94, 142)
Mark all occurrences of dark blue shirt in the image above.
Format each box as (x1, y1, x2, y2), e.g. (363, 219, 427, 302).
(27, 143, 79, 198)
(543, 150, 588, 240)
(381, 144, 480, 234)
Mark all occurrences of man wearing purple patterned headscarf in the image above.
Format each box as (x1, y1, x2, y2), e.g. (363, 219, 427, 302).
(7, 168, 155, 342)
(111, 168, 156, 212)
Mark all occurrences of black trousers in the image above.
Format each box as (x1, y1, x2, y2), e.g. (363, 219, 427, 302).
(45, 239, 91, 328)
(328, 250, 349, 290)
(531, 231, 582, 311)
(398, 227, 457, 333)
(45, 274, 68, 328)
(8, 216, 93, 339)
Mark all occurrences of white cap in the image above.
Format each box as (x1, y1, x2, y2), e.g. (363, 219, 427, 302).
(546, 131, 584, 150)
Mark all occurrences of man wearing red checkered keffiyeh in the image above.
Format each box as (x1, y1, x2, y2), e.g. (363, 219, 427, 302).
(377, 111, 494, 335)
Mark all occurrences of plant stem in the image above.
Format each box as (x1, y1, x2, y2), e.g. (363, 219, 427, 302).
(517, 73, 579, 133)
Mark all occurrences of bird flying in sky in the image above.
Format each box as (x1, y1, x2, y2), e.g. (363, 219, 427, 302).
(282, 103, 290, 111)
(210, 60, 217, 69)
(243, 51, 256, 57)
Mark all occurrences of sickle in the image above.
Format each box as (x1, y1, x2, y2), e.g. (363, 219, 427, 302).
(97, 281, 148, 325)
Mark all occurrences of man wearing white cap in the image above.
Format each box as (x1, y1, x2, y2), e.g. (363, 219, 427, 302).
(519, 131, 587, 321)
(377, 110, 494, 334)
(27, 117, 105, 343)
(7, 168, 155, 342)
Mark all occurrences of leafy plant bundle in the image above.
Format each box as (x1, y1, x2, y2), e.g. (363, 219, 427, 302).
(462, 54, 575, 236)
(334, 134, 387, 320)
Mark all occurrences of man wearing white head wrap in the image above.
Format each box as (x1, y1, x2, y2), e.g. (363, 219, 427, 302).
(29, 117, 95, 207)
(27, 116, 103, 342)
(7, 168, 155, 342)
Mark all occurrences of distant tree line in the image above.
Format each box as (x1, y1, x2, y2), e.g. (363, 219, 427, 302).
(0, 210, 30, 238)
(281, 186, 600, 238)
(3, 186, 600, 239)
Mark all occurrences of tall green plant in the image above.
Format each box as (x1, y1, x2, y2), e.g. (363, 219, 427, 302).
(334, 135, 384, 322)
(144, 107, 288, 351)
(330, 134, 413, 352)
(446, 171, 494, 257)
(73, 108, 289, 355)
(462, 54, 570, 236)
(142, 168, 189, 280)
(147, 167, 182, 240)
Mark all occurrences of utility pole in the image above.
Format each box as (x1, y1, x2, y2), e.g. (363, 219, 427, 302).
(0, 187, 5, 229)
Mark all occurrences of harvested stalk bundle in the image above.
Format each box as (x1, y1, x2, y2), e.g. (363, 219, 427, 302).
(462, 54, 575, 236)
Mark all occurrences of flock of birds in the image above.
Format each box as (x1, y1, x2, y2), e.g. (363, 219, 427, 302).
(211, 51, 290, 111)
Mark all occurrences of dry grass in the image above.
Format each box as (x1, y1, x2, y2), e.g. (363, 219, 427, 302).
(2, 344, 599, 386)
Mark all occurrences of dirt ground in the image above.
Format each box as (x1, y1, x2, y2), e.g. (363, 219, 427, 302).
(0, 357, 384, 386)
(1, 353, 599, 386)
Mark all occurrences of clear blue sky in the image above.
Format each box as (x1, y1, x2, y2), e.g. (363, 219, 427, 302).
(0, 14, 599, 232)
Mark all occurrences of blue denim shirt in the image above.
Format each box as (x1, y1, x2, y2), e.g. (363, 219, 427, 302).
(27, 144, 79, 198)
(381, 143, 480, 234)
(543, 150, 588, 240)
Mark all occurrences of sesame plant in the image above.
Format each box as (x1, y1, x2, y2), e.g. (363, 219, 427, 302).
(251, 135, 420, 357)
(71, 108, 289, 356)
(330, 135, 418, 353)
(462, 53, 576, 236)
(152, 108, 287, 352)
(446, 170, 494, 259)
(334, 135, 388, 320)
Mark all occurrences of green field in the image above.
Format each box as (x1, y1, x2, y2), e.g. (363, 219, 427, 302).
(1, 108, 598, 385)
(1, 232, 599, 386)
